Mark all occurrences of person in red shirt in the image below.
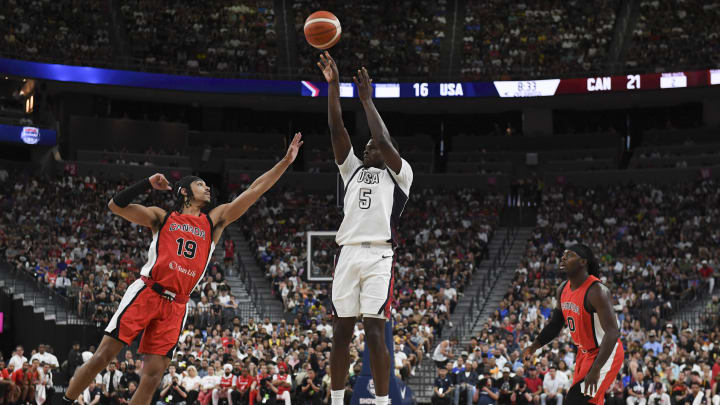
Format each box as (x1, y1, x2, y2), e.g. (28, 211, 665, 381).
(0, 361, 15, 405)
(524, 366, 543, 404)
(232, 368, 253, 405)
(272, 367, 292, 405)
(212, 365, 234, 405)
(11, 362, 29, 403)
(223, 238, 235, 268)
(699, 260, 715, 294)
(23, 360, 41, 404)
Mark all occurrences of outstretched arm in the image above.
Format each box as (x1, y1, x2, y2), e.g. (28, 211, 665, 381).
(108, 173, 169, 231)
(317, 52, 351, 164)
(209, 133, 303, 240)
(354, 67, 402, 173)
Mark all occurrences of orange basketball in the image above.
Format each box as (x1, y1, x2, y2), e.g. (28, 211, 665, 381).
(304, 11, 341, 50)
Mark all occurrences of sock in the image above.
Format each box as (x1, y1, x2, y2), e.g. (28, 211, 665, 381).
(61, 396, 74, 404)
(331, 389, 345, 405)
(375, 395, 389, 405)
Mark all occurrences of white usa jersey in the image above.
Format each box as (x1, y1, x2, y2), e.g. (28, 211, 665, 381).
(335, 147, 413, 246)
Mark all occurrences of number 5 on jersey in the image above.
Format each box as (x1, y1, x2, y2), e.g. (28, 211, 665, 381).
(176, 237, 197, 259)
(359, 188, 372, 209)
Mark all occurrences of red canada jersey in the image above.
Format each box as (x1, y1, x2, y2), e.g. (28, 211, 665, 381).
(140, 212, 215, 296)
(220, 374, 235, 389)
(236, 375, 252, 390)
(560, 275, 618, 353)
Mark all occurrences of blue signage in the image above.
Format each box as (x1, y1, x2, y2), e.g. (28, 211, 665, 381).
(350, 322, 415, 405)
(0, 124, 56, 146)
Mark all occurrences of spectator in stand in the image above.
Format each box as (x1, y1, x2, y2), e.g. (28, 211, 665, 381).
(8, 347, 27, 372)
(157, 376, 187, 405)
(433, 365, 454, 405)
(540, 364, 565, 405)
(0, 0, 111, 66)
(462, 1, 619, 80)
(80, 380, 103, 405)
(119, 0, 277, 76)
(700, 260, 715, 294)
(626, 0, 720, 72)
(101, 360, 122, 405)
(223, 237, 236, 269)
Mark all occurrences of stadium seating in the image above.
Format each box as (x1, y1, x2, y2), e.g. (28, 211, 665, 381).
(626, 0, 720, 72)
(461, 0, 620, 80)
(119, 0, 278, 75)
(0, 0, 112, 66)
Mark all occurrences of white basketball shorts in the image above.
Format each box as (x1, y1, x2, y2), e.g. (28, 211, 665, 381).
(331, 243, 394, 319)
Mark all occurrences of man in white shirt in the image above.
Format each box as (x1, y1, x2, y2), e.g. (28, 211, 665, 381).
(161, 364, 184, 388)
(55, 271, 72, 294)
(30, 345, 59, 370)
(541, 365, 565, 405)
(646, 382, 670, 405)
(8, 346, 27, 371)
(101, 361, 123, 404)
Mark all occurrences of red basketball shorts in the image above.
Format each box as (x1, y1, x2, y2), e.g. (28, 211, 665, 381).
(572, 341, 624, 405)
(104, 279, 188, 357)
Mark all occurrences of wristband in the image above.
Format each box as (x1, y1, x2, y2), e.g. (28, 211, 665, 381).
(113, 178, 152, 208)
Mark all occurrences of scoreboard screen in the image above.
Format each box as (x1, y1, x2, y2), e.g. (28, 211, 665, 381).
(302, 69, 720, 98)
(1, 57, 718, 98)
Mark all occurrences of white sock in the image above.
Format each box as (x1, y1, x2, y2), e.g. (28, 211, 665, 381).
(375, 395, 389, 405)
(331, 389, 345, 405)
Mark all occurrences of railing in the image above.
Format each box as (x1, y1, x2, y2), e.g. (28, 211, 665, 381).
(235, 248, 266, 321)
(0, 263, 90, 324)
(631, 285, 717, 331)
(450, 226, 517, 342)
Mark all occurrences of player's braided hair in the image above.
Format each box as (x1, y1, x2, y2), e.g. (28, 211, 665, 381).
(567, 243, 599, 277)
(173, 175, 215, 214)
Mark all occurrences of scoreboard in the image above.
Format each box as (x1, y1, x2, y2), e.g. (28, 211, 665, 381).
(1, 57, 718, 98)
(302, 69, 720, 98)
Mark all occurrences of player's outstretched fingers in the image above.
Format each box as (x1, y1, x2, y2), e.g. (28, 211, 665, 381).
(324, 51, 335, 64)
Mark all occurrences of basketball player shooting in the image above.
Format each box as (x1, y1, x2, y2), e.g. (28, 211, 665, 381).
(61, 133, 304, 405)
(522, 244, 624, 405)
(317, 51, 413, 405)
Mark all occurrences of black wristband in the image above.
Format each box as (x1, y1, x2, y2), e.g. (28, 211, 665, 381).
(113, 178, 151, 208)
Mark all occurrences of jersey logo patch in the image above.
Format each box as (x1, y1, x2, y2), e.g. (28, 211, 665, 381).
(356, 170, 380, 185)
(561, 301, 580, 314)
(168, 223, 206, 240)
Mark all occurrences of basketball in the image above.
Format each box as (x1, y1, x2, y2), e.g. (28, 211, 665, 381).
(304, 11, 341, 50)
